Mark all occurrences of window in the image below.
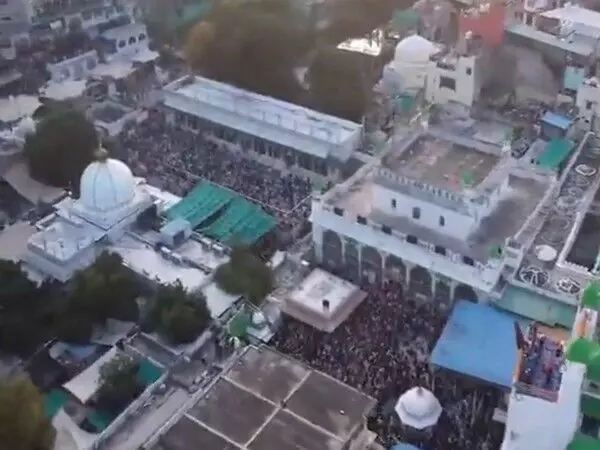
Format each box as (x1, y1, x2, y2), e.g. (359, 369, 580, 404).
(118, 40, 126, 48)
(466, 67, 472, 76)
(587, 100, 593, 110)
(439, 216, 445, 226)
(526, 14, 533, 25)
(434, 245, 446, 256)
(391, 199, 397, 208)
(412, 207, 421, 219)
(439, 76, 456, 91)
(382, 225, 391, 235)
(128, 36, 136, 45)
(356, 215, 367, 225)
(139, 33, 146, 41)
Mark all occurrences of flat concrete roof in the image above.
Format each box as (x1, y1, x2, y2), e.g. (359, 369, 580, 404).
(277, 268, 367, 332)
(329, 167, 548, 262)
(188, 378, 273, 445)
(152, 415, 237, 450)
(224, 345, 309, 404)
(383, 134, 499, 191)
(516, 133, 600, 300)
(0, 221, 36, 262)
(154, 346, 376, 450)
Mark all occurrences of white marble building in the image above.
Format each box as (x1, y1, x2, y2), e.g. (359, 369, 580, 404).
(22, 150, 228, 285)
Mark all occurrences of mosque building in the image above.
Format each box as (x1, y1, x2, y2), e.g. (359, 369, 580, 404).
(21, 150, 230, 289)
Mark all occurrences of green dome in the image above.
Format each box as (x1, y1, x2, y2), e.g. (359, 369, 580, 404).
(582, 282, 600, 310)
(567, 338, 595, 364)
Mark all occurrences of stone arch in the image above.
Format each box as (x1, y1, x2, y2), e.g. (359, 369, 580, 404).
(344, 239, 360, 283)
(434, 278, 452, 307)
(454, 284, 478, 303)
(322, 229, 343, 271)
(361, 245, 382, 286)
(385, 254, 406, 284)
(408, 265, 432, 299)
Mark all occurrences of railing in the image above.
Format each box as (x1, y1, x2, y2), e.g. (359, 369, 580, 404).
(514, 381, 559, 402)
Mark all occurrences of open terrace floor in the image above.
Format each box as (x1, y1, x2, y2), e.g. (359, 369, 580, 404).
(152, 346, 375, 450)
(382, 133, 500, 191)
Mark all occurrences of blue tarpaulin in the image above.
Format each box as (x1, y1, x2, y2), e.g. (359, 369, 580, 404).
(391, 444, 423, 450)
(430, 301, 519, 388)
(541, 112, 573, 131)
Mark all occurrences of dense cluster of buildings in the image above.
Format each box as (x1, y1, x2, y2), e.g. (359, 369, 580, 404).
(6, 0, 600, 449)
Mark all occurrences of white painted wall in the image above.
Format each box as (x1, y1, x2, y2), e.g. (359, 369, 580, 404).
(425, 55, 481, 107)
(372, 184, 476, 241)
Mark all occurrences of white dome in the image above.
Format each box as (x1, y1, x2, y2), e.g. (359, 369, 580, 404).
(79, 157, 135, 213)
(394, 35, 439, 64)
(396, 387, 440, 419)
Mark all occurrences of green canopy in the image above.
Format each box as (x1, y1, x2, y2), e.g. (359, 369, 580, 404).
(461, 170, 474, 188)
(567, 433, 600, 450)
(581, 395, 600, 421)
(229, 311, 251, 338)
(583, 282, 600, 311)
(488, 245, 503, 259)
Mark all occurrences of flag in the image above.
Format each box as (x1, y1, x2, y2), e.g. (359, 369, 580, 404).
(514, 322, 526, 350)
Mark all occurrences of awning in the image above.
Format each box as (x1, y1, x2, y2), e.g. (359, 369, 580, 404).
(62, 347, 119, 404)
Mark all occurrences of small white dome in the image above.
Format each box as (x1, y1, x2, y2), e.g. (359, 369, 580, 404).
(79, 156, 135, 213)
(394, 35, 439, 64)
(397, 387, 440, 419)
(252, 311, 267, 326)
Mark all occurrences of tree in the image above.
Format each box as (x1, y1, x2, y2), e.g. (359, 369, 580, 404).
(214, 246, 274, 306)
(308, 46, 370, 122)
(69, 252, 141, 325)
(0, 377, 56, 450)
(144, 281, 211, 345)
(185, 0, 310, 101)
(185, 21, 215, 71)
(0, 261, 48, 356)
(24, 107, 98, 192)
(52, 252, 140, 344)
(53, 312, 95, 345)
(96, 354, 144, 415)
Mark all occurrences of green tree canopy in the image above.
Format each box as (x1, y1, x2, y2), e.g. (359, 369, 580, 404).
(96, 354, 144, 415)
(214, 246, 274, 306)
(56, 252, 140, 344)
(0, 261, 50, 356)
(0, 377, 56, 450)
(144, 281, 211, 345)
(24, 107, 98, 192)
(185, 0, 309, 101)
(308, 46, 370, 122)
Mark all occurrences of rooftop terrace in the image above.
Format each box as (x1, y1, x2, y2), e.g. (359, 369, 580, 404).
(382, 133, 500, 191)
(152, 346, 375, 450)
(163, 76, 361, 159)
(515, 133, 600, 301)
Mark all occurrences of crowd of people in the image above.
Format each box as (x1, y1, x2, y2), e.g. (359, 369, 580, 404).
(273, 280, 504, 450)
(119, 113, 312, 239)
